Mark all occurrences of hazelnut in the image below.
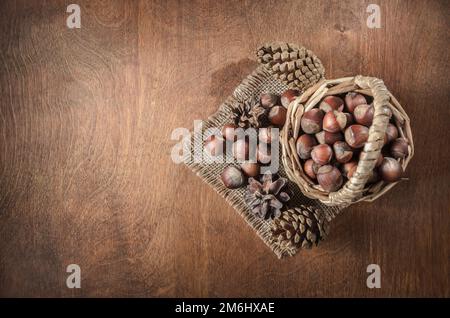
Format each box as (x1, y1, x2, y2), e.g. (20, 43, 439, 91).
(319, 96, 344, 113)
(379, 157, 403, 182)
(353, 104, 374, 126)
(232, 139, 249, 161)
(240, 162, 260, 177)
(385, 123, 399, 144)
(344, 124, 369, 148)
(221, 123, 238, 141)
(342, 161, 358, 178)
(345, 92, 367, 113)
(390, 138, 409, 159)
(258, 127, 273, 144)
(311, 144, 333, 165)
(367, 169, 380, 184)
(296, 134, 317, 159)
(221, 166, 245, 189)
(280, 89, 299, 108)
(323, 110, 347, 133)
(260, 93, 279, 108)
(204, 135, 224, 156)
(301, 109, 324, 134)
(333, 141, 353, 163)
(315, 131, 343, 145)
(317, 165, 343, 192)
(268, 105, 287, 127)
(304, 159, 321, 180)
(344, 112, 354, 127)
(257, 143, 272, 164)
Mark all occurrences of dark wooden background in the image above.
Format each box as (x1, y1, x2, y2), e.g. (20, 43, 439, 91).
(0, 0, 449, 297)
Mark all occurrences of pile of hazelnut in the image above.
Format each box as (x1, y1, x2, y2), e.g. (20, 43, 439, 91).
(204, 90, 300, 189)
(296, 93, 409, 192)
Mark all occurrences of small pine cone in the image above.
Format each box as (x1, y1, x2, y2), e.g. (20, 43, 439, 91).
(256, 42, 325, 90)
(271, 205, 329, 250)
(232, 97, 268, 129)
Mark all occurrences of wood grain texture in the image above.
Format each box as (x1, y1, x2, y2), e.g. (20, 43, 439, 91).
(0, 0, 449, 297)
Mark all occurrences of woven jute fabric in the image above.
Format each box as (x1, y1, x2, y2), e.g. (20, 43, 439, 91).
(183, 66, 342, 258)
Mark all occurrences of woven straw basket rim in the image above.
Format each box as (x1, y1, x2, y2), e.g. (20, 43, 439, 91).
(281, 75, 414, 207)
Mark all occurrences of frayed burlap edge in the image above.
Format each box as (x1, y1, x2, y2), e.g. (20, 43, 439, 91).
(183, 66, 342, 258)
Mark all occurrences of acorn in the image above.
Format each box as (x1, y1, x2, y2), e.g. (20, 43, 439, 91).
(222, 123, 238, 141)
(258, 127, 273, 144)
(232, 139, 249, 161)
(319, 96, 344, 113)
(280, 89, 299, 108)
(390, 138, 409, 159)
(317, 165, 343, 192)
(221, 166, 245, 189)
(385, 123, 399, 144)
(296, 134, 317, 160)
(204, 135, 224, 156)
(311, 144, 333, 165)
(342, 161, 358, 178)
(304, 159, 321, 180)
(345, 125, 369, 148)
(353, 104, 374, 126)
(260, 93, 279, 108)
(240, 162, 260, 177)
(301, 109, 324, 134)
(379, 157, 403, 182)
(345, 92, 367, 113)
(333, 141, 353, 163)
(268, 105, 287, 127)
(315, 131, 343, 145)
(257, 143, 272, 164)
(323, 110, 347, 133)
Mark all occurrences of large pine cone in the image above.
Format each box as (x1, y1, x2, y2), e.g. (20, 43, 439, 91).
(245, 173, 291, 220)
(256, 42, 325, 90)
(271, 205, 329, 250)
(232, 97, 268, 129)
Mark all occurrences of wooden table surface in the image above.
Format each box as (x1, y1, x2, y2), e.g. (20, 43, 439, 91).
(0, 0, 449, 297)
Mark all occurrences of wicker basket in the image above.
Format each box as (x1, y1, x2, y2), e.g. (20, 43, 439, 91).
(281, 76, 414, 207)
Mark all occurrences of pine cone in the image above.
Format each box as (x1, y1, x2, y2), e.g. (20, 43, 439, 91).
(232, 97, 268, 129)
(271, 205, 329, 250)
(245, 173, 291, 220)
(256, 42, 325, 90)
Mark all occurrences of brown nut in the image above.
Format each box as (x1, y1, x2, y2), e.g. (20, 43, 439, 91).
(258, 127, 273, 144)
(296, 134, 317, 160)
(317, 165, 343, 192)
(379, 157, 403, 182)
(221, 166, 245, 189)
(260, 93, 279, 108)
(342, 161, 358, 178)
(385, 123, 399, 144)
(319, 96, 344, 113)
(345, 92, 367, 113)
(315, 131, 343, 145)
(344, 124, 369, 148)
(323, 110, 347, 133)
(301, 108, 324, 134)
(280, 89, 299, 108)
(257, 143, 272, 164)
(268, 105, 287, 127)
(390, 138, 409, 159)
(221, 123, 238, 141)
(240, 162, 260, 177)
(311, 144, 333, 165)
(333, 141, 353, 163)
(204, 135, 224, 156)
(353, 104, 374, 126)
(304, 159, 321, 180)
(344, 112, 354, 127)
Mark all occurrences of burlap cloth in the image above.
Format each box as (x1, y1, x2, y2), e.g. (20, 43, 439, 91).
(183, 66, 343, 258)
